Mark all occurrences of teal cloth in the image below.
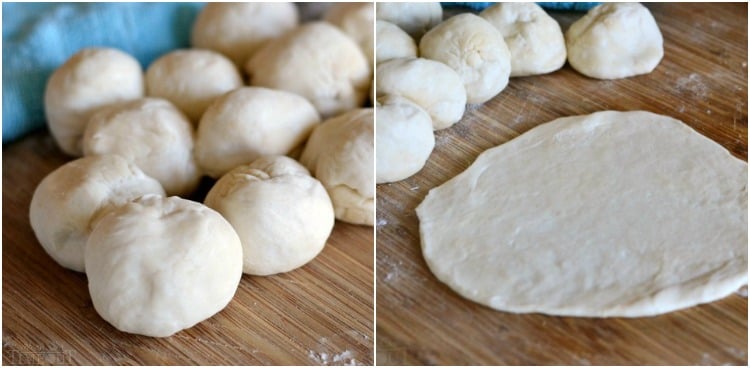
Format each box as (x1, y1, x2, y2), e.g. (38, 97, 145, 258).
(441, 2, 599, 11)
(2, 2, 204, 144)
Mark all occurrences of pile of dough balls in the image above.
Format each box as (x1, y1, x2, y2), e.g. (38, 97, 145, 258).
(32, 2, 374, 338)
(375, 2, 663, 184)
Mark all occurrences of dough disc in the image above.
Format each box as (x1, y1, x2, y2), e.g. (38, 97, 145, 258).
(417, 111, 747, 317)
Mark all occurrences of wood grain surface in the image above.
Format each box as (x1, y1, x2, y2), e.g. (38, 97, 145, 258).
(376, 3, 748, 365)
(2, 135, 374, 365)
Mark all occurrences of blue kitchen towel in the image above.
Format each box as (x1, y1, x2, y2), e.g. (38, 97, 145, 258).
(442, 2, 600, 11)
(2, 2, 204, 144)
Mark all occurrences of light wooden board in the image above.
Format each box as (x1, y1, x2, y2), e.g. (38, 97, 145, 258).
(2, 133, 374, 365)
(376, 3, 748, 365)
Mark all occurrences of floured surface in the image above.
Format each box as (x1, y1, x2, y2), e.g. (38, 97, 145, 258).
(417, 111, 747, 317)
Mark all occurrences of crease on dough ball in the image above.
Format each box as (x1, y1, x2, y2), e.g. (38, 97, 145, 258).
(205, 156, 334, 276)
(376, 57, 466, 130)
(245, 22, 371, 118)
(324, 2, 375, 66)
(145, 49, 243, 123)
(300, 108, 374, 225)
(195, 87, 321, 178)
(376, 2, 443, 40)
(82, 98, 202, 197)
(29, 155, 165, 272)
(44, 47, 144, 157)
(191, 2, 299, 68)
(85, 195, 243, 337)
(565, 3, 664, 79)
(480, 3, 566, 77)
(376, 95, 435, 184)
(376, 20, 418, 64)
(420, 13, 512, 104)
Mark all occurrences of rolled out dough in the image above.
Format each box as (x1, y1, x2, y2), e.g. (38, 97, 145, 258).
(417, 111, 747, 317)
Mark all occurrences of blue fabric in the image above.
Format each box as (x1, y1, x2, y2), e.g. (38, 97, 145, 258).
(2, 2, 204, 144)
(441, 2, 600, 11)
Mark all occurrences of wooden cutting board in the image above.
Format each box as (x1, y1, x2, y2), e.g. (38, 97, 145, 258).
(376, 3, 748, 365)
(2, 135, 374, 364)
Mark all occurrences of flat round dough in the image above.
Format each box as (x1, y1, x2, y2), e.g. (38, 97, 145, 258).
(86, 195, 243, 337)
(417, 111, 747, 317)
(566, 3, 663, 79)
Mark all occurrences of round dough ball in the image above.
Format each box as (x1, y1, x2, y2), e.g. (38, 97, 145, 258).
(145, 49, 243, 123)
(325, 2, 375, 65)
(191, 2, 298, 68)
(29, 155, 165, 272)
(480, 3, 566, 77)
(376, 2, 442, 40)
(44, 48, 144, 157)
(376, 95, 435, 184)
(420, 13, 511, 104)
(566, 3, 664, 79)
(376, 20, 417, 64)
(82, 98, 201, 196)
(205, 156, 334, 276)
(195, 87, 321, 178)
(85, 195, 242, 337)
(245, 22, 370, 118)
(376, 57, 466, 130)
(300, 108, 374, 226)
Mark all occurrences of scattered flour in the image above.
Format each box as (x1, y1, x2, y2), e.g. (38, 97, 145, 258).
(675, 73, 708, 99)
(308, 349, 359, 366)
(376, 218, 388, 228)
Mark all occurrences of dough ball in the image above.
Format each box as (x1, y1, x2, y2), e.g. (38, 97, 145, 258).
(82, 98, 201, 196)
(245, 22, 370, 118)
(566, 3, 664, 79)
(85, 195, 242, 337)
(145, 49, 243, 123)
(29, 155, 165, 272)
(376, 95, 434, 184)
(480, 3, 566, 77)
(376, 2, 442, 40)
(300, 109, 374, 226)
(205, 156, 334, 276)
(325, 2, 375, 65)
(376, 20, 417, 64)
(420, 13, 511, 104)
(195, 87, 321, 178)
(191, 2, 298, 68)
(44, 48, 144, 157)
(376, 57, 466, 130)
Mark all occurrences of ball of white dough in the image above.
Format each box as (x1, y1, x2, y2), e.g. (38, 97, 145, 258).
(566, 3, 664, 79)
(245, 22, 370, 118)
(376, 95, 435, 184)
(376, 57, 466, 130)
(82, 98, 201, 196)
(191, 2, 298, 68)
(195, 87, 321, 178)
(44, 48, 144, 157)
(480, 3, 566, 77)
(205, 156, 334, 276)
(300, 109, 374, 226)
(85, 195, 242, 337)
(420, 13, 511, 104)
(376, 20, 417, 64)
(145, 49, 242, 122)
(376, 2, 442, 40)
(29, 155, 165, 272)
(325, 2, 375, 65)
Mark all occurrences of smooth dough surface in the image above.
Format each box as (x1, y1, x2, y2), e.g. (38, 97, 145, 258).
(86, 195, 243, 337)
(205, 156, 334, 276)
(417, 111, 748, 317)
(566, 3, 663, 79)
(480, 3, 566, 77)
(376, 95, 434, 184)
(419, 13, 511, 104)
(375, 20, 417, 65)
(375, 2, 442, 40)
